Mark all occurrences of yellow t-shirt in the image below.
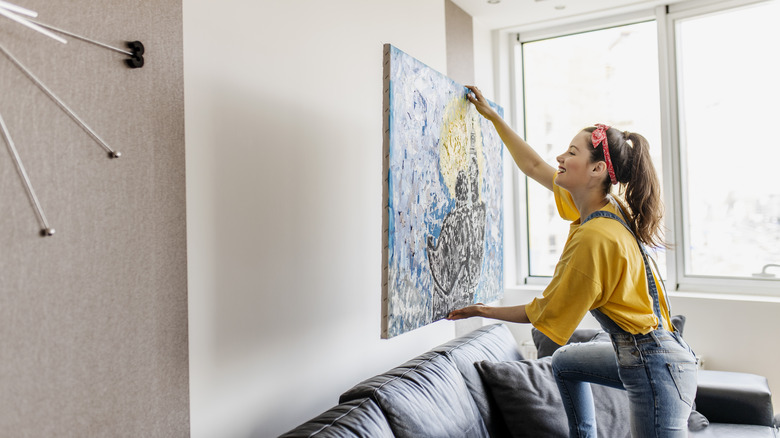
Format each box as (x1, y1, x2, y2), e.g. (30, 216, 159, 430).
(525, 176, 673, 346)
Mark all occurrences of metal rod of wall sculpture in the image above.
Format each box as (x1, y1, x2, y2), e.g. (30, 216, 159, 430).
(0, 42, 121, 158)
(0, 113, 54, 236)
(28, 19, 133, 56)
(0, 0, 36, 17)
(0, 3, 144, 67)
(0, 2, 67, 44)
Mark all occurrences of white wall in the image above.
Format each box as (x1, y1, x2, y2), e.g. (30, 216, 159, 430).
(183, 1, 475, 437)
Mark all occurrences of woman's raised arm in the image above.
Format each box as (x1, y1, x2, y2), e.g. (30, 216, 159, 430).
(466, 86, 555, 192)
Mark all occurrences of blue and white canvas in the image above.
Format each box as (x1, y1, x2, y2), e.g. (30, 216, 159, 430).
(382, 44, 504, 338)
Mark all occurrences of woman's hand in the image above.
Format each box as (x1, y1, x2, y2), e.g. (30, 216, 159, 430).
(465, 86, 498, 120)
(447, 303, 487, 320)
(466, 85, 555, 191)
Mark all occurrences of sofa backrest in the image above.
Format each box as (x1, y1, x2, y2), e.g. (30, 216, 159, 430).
(283, 324, 522, 438)
(432, 323, 523, 437)
(340, 351, 489, 438)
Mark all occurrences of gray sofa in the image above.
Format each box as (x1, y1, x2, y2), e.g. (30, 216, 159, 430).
(279, 323, 777, 437)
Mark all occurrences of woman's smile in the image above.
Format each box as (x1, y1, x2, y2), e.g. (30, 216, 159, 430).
(554, 130, 593, 190)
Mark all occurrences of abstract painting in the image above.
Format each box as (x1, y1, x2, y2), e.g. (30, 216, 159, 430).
(382, 44, 504, 338)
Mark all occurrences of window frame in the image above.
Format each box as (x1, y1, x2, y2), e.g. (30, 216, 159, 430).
(509, 0, 780, 296)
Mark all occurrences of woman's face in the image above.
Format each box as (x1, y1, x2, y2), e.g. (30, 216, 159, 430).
(555, 130, 599, 191)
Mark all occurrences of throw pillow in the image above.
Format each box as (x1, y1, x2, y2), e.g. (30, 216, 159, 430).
(476, 357, 630, 438)
(688, 406, 710, 431)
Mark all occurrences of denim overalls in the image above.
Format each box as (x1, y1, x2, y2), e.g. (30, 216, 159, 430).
(551, 209, 698, 438)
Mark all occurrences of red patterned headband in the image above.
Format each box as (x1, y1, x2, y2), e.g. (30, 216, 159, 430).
(592, 124, 617, 185)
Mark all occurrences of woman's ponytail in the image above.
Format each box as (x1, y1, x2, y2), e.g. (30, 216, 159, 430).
(621, 132, 665, 248)
(586, 127, 665, 248)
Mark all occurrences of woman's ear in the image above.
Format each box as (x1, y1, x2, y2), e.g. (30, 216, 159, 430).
(591, 161, 608, 178)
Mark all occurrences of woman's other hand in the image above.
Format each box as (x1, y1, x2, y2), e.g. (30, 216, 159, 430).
(447, 303, 487, 320)
(466, 86, 498, 120)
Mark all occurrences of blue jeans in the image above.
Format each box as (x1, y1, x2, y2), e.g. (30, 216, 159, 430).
(551, 330, 697, 437)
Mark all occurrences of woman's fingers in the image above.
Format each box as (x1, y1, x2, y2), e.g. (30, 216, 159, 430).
(465, 85, 482, 101)
(447, 303, 486, 320)
(447, 312, 465, 320)
(447, 307, 467, 320)
(466, 85, 490, 110)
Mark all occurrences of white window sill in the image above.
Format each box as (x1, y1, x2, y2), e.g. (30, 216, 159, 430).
(503, 285, 780, 304)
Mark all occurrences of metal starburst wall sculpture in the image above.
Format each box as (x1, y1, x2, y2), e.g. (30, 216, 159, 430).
(0, 0, 143, 236)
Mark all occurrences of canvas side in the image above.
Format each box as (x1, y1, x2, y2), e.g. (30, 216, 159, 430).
(382, 43, 392, 339)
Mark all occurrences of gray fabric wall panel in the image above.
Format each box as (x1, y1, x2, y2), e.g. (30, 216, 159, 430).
(0, 1, 188, 436)
(445, 0, 475, 86)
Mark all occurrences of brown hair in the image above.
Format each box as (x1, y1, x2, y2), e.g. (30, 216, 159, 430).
(585, 126, 665, 248)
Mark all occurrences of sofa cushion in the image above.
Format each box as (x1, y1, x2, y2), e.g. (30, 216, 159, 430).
(278, 398, 393, 437)
(476, 357, 630, 438)
(687, 423, 778, 437)
(340, 351, 489, 438)
(432, 323, 523, 438)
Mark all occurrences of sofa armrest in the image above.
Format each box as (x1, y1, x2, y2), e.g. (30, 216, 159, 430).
(695, 370, 774, 427)
(279, 398, 393, 437)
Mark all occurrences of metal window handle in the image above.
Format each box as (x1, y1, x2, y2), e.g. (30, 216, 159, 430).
(752, 264, 780, 278)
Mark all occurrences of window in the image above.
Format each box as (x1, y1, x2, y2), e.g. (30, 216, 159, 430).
(675, 0, 780, 280)
(520, 21, 663, 277)
(514, 0, 780, 292)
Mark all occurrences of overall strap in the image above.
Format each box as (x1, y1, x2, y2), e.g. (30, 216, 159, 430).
(581, 209, 668, 328)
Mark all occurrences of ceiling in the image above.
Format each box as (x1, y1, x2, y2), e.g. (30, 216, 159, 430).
(450, 0, 681, 30)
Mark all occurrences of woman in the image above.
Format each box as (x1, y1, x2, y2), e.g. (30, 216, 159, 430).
(448, 86, 697, 437)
